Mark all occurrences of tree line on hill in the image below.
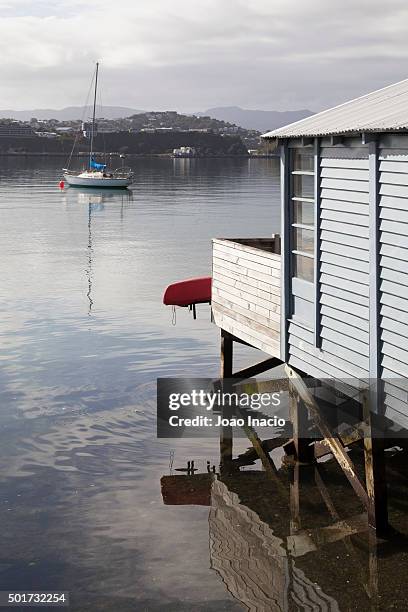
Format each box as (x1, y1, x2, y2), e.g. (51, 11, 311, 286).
(0, 131, 249, 156)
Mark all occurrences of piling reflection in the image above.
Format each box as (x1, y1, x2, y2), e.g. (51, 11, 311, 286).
(161, 421, 408, 611)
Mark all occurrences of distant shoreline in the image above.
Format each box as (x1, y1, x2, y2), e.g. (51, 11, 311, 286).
(0, 152, 278, 159)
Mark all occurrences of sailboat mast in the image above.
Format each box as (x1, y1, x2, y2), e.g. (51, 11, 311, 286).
(89, 62, 99, 168)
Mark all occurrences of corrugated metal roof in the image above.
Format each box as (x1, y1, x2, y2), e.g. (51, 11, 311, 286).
(262, 78, 408, 139)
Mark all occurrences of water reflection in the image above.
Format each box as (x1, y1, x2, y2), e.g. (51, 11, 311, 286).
(161, 422, 408, 611)
(73, 188, 134, 315)
(0, 157, 281, 610)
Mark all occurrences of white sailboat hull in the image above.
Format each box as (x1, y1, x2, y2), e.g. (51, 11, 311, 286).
(64, 173, 132, 188)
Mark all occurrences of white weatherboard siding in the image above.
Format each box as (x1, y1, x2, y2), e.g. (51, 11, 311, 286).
(380, 142, 408, 429)
(289, 146, 370, 382)
(212, 238, 281, 357)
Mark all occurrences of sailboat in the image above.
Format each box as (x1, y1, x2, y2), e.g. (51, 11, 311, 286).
(63, 63, 133, 188)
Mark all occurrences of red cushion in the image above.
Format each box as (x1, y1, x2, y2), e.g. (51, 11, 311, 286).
(163, 276, 212, 306)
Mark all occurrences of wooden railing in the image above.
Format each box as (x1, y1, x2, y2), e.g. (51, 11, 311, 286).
(212, 237, 281, 357)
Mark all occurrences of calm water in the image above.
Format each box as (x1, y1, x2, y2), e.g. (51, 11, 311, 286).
(0, 157, 279, 610)
(1, 157, 408, 612)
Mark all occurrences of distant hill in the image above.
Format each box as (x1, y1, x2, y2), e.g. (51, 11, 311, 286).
(197, 106, 314, 132)
(0, 106, 144, 121)
(0, 132, 247, 157)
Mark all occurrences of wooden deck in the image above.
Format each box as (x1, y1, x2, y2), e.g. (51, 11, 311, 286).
(212, 237, 281, 357)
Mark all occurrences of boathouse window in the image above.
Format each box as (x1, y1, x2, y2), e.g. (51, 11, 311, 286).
(291, 148, 314, 284)
(290, 147, 315, 324)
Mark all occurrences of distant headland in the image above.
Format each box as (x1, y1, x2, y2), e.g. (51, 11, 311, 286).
(0, 107, 313, 157)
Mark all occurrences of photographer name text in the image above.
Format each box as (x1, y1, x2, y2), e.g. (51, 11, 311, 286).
(168, 414, 286, 428)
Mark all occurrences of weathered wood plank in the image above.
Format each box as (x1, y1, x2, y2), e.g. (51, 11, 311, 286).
(213, 308, 280, 356)
(213, 242, 281, 267)
(213, 293, 280, 331)
(213, 282, 280, 313)
(213, 302, 280, 342)
(361, 392, 388, 532)
(212, 257, 281, 286)
(212, 271, 280, 298)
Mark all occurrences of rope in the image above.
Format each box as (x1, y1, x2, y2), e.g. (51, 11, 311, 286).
(169, 449, 175, 474)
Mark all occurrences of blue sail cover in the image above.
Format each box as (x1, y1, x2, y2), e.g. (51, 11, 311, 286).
(90, 159, 106, 170)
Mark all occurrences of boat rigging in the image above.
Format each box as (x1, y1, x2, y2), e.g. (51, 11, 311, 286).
(63, 62, 134, 189)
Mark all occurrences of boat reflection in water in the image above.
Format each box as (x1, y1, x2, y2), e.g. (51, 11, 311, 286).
(160, 396, 408, 611)
(70, 188, 133, 314)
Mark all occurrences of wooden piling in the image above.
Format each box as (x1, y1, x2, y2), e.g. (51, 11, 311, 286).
(362, 391, 388, 534)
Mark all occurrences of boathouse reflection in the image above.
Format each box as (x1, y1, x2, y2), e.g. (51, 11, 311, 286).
(160, 418, 408, 611)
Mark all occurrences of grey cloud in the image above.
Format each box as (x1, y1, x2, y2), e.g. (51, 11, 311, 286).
(0, 0, 407, 112)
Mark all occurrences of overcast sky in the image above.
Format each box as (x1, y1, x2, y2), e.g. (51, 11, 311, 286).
(0, 0, 407, 113)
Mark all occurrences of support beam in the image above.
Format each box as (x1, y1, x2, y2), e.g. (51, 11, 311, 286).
(289, 390, 315, 463)
(231, 357, 281, 381)
(290, 462, 301, 533)
(314, 420, 367, 459)
(315, 467, 373, 599)
(220, 329, 233, 470)
(362, 391, 388, 533)
(286, 365, 369, 508)
(220, 329, 233, 378)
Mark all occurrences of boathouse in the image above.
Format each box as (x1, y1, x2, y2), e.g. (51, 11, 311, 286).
(209, 79, 408, 532)
(213, 79, 408, 414)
